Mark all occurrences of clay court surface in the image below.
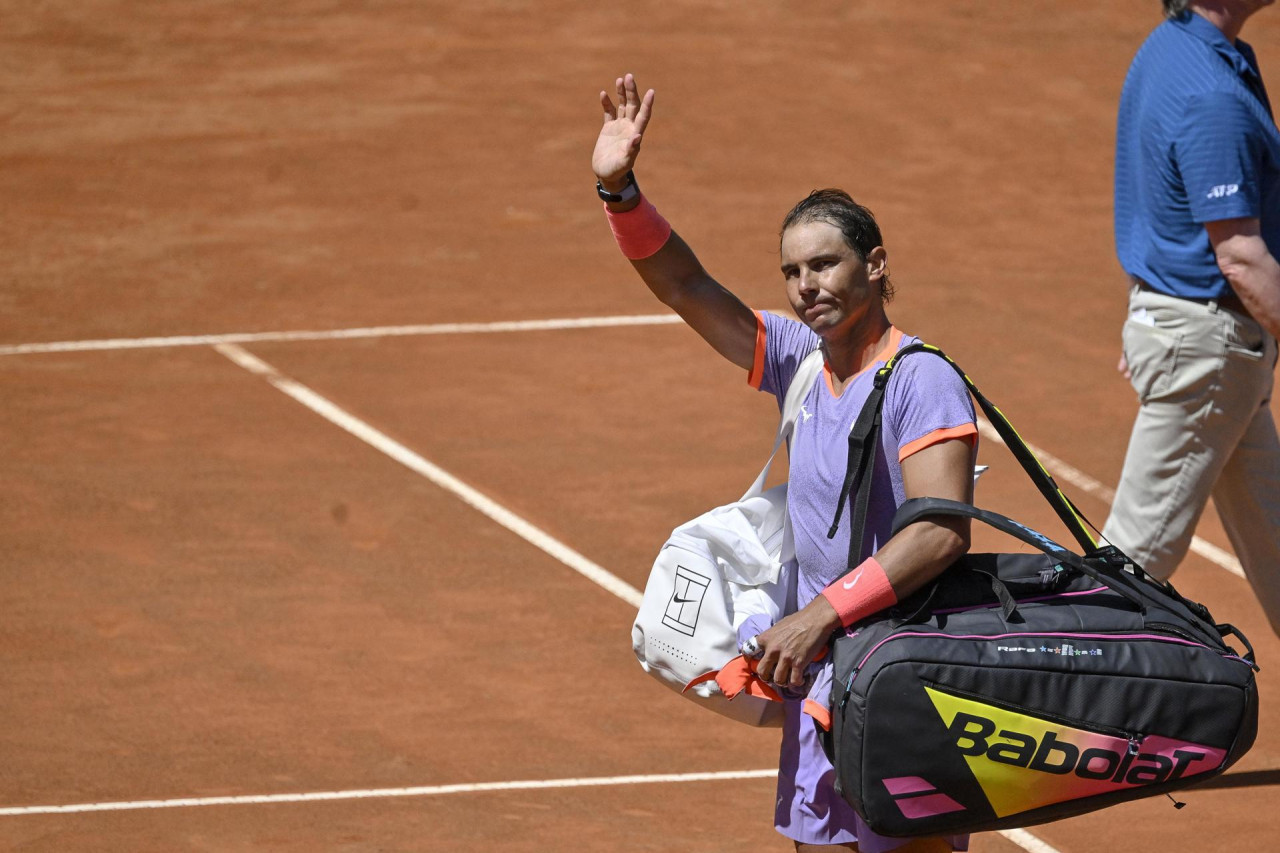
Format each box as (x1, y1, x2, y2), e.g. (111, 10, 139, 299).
(3, 1, 1279, 850)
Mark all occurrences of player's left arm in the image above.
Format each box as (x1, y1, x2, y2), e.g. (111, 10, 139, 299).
(873, 437, 974, 596)
(1206, 217, 1280, 339)
(754, 437, 974, 689)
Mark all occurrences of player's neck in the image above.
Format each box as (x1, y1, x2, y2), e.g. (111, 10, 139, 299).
(822, 313, 893, 385)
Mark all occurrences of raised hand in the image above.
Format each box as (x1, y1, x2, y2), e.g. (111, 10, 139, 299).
(592, 73, 654, 189)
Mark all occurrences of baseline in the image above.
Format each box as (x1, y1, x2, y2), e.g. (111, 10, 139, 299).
(0, 770, 778, 817)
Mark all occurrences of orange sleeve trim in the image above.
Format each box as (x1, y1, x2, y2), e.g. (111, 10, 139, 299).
(898, 423, 979, 462)
(747, 311, 767, 389)
(803, 699, 833, 731)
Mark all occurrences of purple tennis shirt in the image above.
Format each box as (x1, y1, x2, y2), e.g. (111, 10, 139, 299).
(749, 310, 977, 850)
(751, 311, 977, 609)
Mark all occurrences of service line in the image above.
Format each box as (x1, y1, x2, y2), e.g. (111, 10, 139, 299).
(1, 310, 1245, 583)
(0, 341, 1069, 853)
(0, 314, 683, 356)
(212, 343, 644, 609)
(206, 343, 1061, 853)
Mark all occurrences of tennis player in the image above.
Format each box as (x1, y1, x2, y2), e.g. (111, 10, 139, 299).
(593, 74, 978, 853)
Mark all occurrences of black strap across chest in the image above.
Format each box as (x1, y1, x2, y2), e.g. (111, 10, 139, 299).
(825, 342, 1098, 579)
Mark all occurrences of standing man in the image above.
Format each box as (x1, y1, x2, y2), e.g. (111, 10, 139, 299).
(1107, 0, 1280, 635)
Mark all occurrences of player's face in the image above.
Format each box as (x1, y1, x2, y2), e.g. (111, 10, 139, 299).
(780, 220, 885, 338)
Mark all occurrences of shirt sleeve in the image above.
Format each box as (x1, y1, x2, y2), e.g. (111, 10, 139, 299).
(1177, 91, 1267, 224)
(750, 311, 821, 406)
(884, 351, 977, 462)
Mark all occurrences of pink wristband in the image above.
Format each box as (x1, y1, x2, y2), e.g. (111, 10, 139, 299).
(604, 195, 672, 260)
(821, 556, 898, 628)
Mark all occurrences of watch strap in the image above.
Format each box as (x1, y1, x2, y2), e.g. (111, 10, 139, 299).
(597, 170, 639, 203)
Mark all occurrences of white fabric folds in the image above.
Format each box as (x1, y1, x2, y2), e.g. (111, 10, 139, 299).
(631, 349, 824, 727)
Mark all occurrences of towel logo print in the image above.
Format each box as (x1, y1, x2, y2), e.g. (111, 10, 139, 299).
(663, 565, 710, 637)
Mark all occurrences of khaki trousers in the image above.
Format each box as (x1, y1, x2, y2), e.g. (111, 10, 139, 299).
(1103, 284, 1280, 635)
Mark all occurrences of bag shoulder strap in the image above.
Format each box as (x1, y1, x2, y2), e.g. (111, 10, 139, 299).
(827, 343, 1097, 576)
(890, 344, 1096, 552)
(742, 347, 824, 499)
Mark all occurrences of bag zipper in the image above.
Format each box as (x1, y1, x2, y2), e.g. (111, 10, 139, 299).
(837, 629, 1242, 714)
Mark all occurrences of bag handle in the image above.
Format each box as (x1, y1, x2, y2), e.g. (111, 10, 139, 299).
(892, 497, 1149, 614)
(1216, 623, 1258, 668)
(742, 348, 825, 500)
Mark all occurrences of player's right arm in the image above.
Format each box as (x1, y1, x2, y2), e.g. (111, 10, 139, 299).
(592, 74, 757, 371)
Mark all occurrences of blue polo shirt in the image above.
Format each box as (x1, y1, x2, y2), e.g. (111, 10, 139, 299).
(1114, 12, 1279, 299)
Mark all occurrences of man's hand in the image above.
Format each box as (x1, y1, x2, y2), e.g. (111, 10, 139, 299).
(754, 596, 840, 689)
(592, 73, 654, 191)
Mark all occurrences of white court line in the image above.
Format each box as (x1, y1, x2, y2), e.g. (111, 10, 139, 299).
(206, 343, 1058, 853)
(0, 314, 683, 356)
(0, 770, 778, 816)
(0, 351, 781, 827)
(998, 829, 1066, 853)
(1, 308, 1244, 583)
(212, 343, 644, 608)
(0, 332, 1187, 853)
(976, 418, 1245, 578)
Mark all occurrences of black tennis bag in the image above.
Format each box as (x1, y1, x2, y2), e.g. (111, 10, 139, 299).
(822, 344, 1259, 838)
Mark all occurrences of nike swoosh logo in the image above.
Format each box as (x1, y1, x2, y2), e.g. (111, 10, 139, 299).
(842, 574, 862, 591)
(673, 595, 698, 603)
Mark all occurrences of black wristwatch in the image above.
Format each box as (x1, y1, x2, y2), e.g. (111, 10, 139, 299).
(597, 170, 639, 203)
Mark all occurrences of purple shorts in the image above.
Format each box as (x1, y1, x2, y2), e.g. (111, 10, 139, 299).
(774, 677, 970, 851)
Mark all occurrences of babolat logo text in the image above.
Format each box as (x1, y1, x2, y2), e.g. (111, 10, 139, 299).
(947, 712, 1208, 785)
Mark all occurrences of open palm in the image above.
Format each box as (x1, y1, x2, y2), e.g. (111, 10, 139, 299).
(592, 73, 654, 185)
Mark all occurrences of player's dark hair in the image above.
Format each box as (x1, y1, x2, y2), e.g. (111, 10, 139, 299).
(780, 189, 895, 302)
(1162, 0, 1190, 18)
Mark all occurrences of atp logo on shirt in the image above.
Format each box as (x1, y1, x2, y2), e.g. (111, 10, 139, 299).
(1206, 184, 1240, 199)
